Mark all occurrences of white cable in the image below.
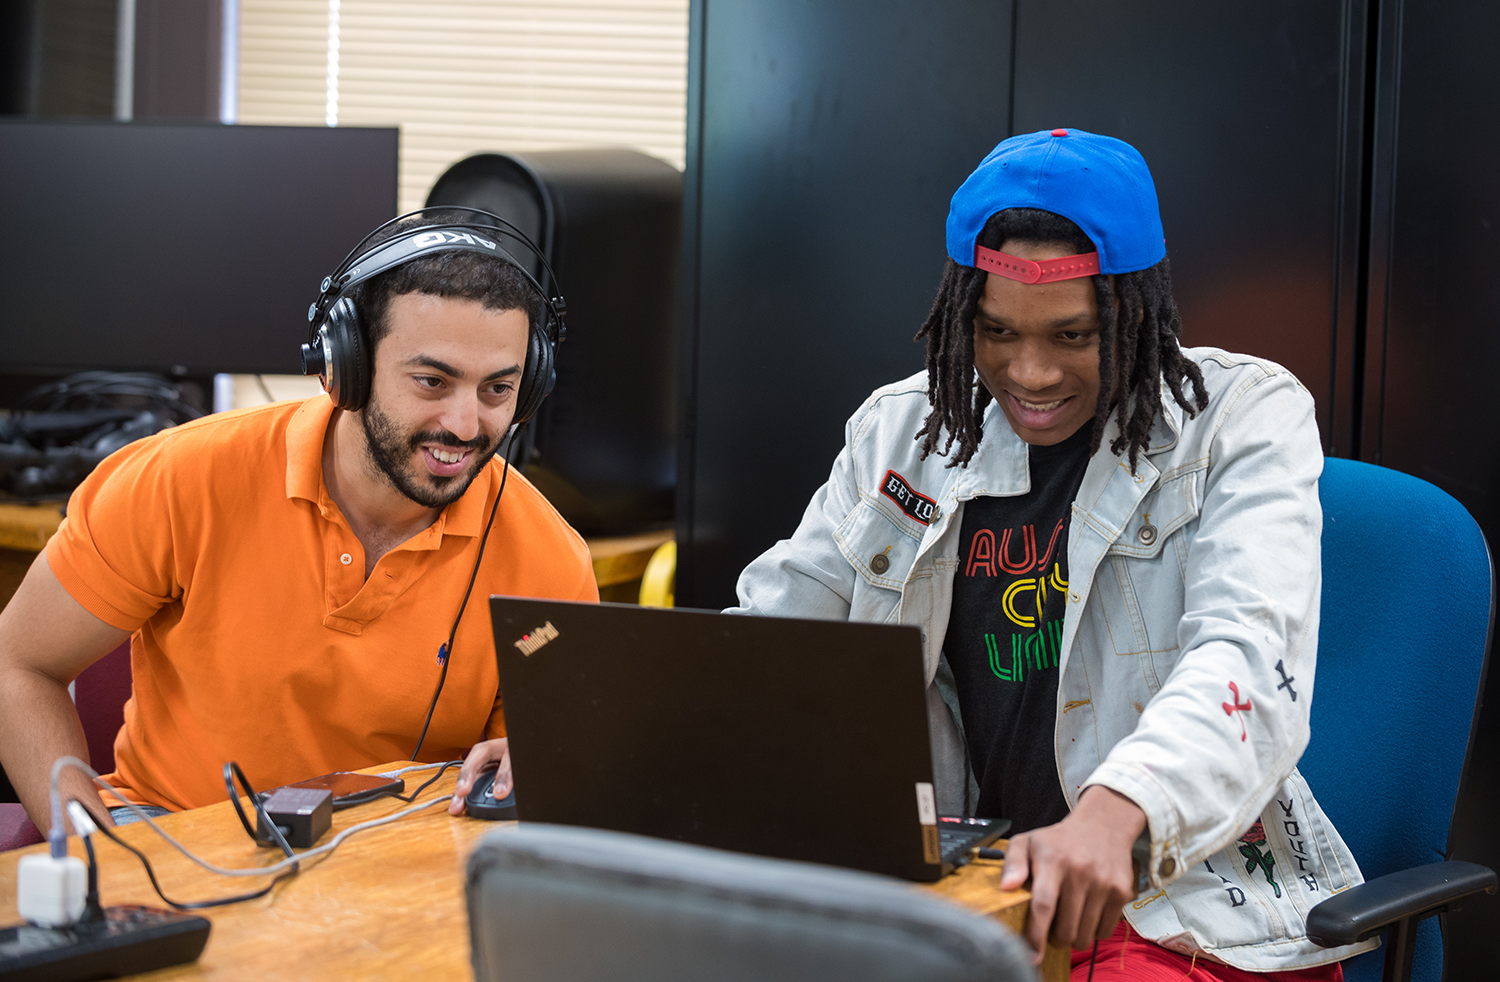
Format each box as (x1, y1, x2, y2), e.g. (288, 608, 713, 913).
(51, 757, 451, 880)
(378, 760, 462, 779)
(65, 801, 98, 838)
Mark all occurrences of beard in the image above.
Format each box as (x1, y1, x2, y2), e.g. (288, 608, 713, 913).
(360, 397, 500, 509)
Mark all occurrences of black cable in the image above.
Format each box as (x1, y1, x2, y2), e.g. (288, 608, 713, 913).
(93, 820, 299, 910)
(81, 834, 103, 922)
(1086, 938, 1099, 981)
(222, 762, 298, 858)
(393, 761, 462, 801)
(410, 432, 515, 761)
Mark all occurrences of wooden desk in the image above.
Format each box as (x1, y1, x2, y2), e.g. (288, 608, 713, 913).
(0, 765, 1068, 981)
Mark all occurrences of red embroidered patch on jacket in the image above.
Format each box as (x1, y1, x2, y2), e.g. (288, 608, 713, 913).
(880, 470, 937, 525)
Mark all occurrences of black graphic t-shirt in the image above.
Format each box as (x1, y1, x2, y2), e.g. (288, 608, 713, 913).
(945, 424, 1093, 832)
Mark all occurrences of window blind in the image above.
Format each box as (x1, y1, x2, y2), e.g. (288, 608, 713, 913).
(237, 0, 689, 211)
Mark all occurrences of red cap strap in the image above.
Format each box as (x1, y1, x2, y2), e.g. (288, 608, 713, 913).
(975, 245, 1100, 284)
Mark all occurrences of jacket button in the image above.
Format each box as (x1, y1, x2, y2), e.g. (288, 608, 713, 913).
(1137, 524, 1158, 545)
(1159, 857, 1176, 878)
(869, 553, 890, 574)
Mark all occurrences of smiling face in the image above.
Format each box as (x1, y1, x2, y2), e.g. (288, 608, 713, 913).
(360, 292, 530, 509)
(971, 240, 1103, 447)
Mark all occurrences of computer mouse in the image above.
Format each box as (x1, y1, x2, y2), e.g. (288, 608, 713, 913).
(464, 766, 518, 820)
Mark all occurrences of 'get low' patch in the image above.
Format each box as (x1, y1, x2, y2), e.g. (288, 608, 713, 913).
(880, 469, 938, 525)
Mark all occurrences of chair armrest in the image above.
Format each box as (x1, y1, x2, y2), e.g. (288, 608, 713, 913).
(1306, 860, 1497, 947)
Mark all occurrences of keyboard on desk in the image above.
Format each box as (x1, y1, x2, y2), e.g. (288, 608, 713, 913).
(938, 815, 1010, 866)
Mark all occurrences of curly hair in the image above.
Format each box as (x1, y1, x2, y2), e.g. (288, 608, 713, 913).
(351, 211, 545, 356)
(913, 208, 1207, 472)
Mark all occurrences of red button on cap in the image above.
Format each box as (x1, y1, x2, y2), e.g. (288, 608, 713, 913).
(1051, 128, 1068, 137)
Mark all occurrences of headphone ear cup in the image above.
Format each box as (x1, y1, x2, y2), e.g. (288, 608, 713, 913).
(323, 297, 371, 411)
(512, 319, 555, 426)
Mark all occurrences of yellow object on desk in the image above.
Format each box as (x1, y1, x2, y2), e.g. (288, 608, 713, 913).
(0, 501, 65, 552)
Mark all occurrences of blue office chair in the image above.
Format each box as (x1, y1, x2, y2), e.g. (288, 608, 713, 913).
(1300, 458, 1496, 982)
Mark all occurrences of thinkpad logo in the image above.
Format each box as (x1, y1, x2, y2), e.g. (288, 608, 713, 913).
(514, 621, 559, 656)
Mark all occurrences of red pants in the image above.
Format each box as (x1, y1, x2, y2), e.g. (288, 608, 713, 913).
(1070, 921, 1345, 982)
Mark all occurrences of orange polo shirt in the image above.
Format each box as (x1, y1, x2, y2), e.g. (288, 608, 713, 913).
(47, 396, 597, 810)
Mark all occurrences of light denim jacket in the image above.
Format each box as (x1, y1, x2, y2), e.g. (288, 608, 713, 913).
(731, 347, 1378, 971)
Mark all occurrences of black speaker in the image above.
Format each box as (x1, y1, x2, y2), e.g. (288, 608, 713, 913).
(426, 150, 681, 536)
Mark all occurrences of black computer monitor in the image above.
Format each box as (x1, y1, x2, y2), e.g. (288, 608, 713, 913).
(0, 119, 398, 380)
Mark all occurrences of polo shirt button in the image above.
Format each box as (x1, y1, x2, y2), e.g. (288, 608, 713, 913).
(340, 553, 352, 566)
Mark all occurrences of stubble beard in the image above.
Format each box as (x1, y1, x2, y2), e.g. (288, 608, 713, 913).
(360, 396, 498, 509)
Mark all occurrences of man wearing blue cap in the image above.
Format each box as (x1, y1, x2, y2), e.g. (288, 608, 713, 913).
(731, 129, 1374, 979)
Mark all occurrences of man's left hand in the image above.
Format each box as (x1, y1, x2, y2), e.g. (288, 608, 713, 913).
(998, 785, 1147, 960)
(449, 738, 511, 816)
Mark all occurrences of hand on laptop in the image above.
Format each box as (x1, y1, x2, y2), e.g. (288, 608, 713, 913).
(450, 738, 512, 816)
(999, 785, 1147, 961)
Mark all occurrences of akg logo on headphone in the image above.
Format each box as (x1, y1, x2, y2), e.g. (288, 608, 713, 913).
(412, 230, 498, 250)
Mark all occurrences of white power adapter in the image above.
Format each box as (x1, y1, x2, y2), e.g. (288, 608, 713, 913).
(17, 853, 88, 928)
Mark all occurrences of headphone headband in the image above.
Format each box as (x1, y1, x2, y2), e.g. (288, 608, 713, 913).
(300, 207, 566, 421)
(307, 208, 567, 343)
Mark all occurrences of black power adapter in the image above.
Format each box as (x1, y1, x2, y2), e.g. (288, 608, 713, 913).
(255, 788, 333, 849)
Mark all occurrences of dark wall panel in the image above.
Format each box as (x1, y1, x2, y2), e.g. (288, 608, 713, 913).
(1364, 0, 1500, 975)
(1010, 0, 1365, 456)
(679, 0, 1014, 608)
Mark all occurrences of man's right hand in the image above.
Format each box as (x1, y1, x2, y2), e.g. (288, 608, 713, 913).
(0, 551, 130, 835)
(448, 738, 511, 816)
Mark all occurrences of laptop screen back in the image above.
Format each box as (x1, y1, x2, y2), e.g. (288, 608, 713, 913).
(490, 597, 941, 880)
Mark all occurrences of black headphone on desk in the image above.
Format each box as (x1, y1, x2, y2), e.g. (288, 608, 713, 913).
(300, 207, 567, 423)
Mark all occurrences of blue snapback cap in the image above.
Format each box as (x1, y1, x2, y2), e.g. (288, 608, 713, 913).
(945, 128, 1166, 276)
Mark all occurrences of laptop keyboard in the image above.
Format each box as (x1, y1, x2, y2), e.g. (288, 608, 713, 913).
(938, 815, 1008, 864)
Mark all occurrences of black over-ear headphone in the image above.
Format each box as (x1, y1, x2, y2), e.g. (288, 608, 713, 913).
(300, 207, 567, 424)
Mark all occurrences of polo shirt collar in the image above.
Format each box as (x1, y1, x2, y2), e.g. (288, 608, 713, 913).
(284, 395, 495, 540)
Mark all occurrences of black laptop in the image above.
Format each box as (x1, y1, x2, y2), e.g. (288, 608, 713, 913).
(488, 597, 1007, 882)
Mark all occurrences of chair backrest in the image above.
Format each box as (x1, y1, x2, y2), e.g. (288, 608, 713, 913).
(466, 823, 1039, 982)
(1299, 458, 1493, 982)
(74, 639, 132, 775)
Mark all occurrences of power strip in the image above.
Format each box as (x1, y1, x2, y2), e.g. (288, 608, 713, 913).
(0, 905, 210, 981)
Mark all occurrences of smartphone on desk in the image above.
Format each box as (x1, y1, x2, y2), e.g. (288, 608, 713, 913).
(258, 771, 405, 810)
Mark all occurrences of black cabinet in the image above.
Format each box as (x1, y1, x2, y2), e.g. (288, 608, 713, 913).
(678, 0, 1014, 608)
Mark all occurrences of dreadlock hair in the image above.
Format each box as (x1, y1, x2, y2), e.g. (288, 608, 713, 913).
(913, 208, 1208, 473)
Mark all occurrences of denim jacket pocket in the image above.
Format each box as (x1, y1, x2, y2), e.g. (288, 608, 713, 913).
(1106, 469, 1203, 561)
(834, 496, 920, 600)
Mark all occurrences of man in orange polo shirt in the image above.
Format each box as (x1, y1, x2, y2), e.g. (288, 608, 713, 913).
(0, 212, 596, 833)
